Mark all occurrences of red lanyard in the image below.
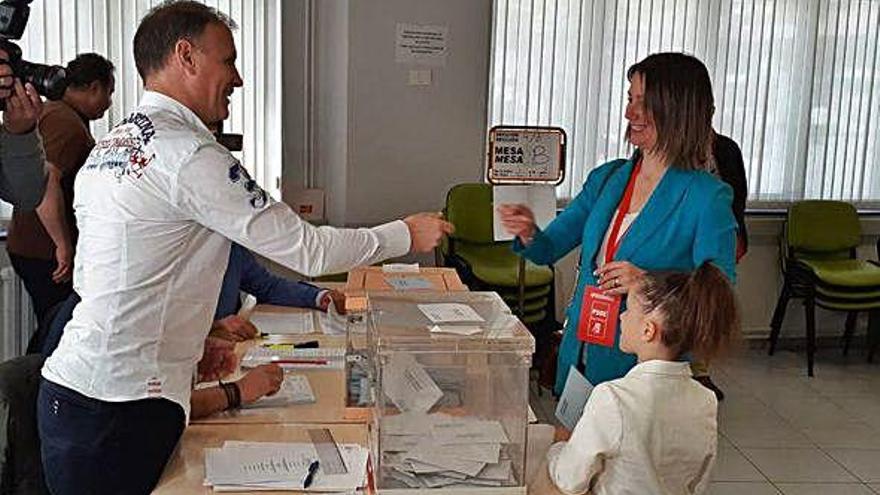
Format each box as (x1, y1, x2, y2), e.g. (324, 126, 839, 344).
(604, 160, 642, 264)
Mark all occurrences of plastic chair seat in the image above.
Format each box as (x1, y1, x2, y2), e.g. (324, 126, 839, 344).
(801, 259, 880, 289)
(454, 243, 553, 287)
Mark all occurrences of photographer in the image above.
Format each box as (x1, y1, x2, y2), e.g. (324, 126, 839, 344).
(0, 48, 47, 211)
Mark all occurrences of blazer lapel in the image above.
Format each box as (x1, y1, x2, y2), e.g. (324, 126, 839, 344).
(614, 166, 696, 261)
(582, 159, 634, 268)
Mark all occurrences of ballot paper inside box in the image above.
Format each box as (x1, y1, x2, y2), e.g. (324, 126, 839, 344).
(365, 291, 535, 493)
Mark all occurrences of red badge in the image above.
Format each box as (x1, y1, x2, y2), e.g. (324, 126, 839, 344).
(577, 286, 621, 347)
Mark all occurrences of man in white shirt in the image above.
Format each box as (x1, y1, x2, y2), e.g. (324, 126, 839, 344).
(36, 2, 453, 494)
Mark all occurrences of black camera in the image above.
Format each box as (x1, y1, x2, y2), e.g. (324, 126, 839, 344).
(0, 0, 67, 100)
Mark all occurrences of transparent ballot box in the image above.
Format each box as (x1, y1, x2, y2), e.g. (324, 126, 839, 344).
(368, 292, 535, 494)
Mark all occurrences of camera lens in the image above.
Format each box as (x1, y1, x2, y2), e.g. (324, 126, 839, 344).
(17, 60, 66, 100)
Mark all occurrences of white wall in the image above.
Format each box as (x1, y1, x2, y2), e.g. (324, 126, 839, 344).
(310, 0, 492, 227)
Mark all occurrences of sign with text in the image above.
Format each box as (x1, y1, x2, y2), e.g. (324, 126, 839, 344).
(487, 126, 566, 184)
(396, 23, 448, 66)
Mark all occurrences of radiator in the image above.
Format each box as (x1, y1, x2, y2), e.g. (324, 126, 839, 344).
(0, 266, 36, 361)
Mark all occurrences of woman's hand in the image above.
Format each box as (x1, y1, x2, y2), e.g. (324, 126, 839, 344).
(498, 204, 537, 244)
(236, 364, 284, 404)
(594, 261, 646, 296)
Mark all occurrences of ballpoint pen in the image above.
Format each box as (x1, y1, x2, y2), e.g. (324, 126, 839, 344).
(303, 460, 320, 489)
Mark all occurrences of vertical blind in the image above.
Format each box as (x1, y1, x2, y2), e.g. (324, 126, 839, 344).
(490, 0, 880, 205)
(16, 0, 282, 197)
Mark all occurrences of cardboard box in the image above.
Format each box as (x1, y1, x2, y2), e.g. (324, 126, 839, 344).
(344, 266, 468, 293)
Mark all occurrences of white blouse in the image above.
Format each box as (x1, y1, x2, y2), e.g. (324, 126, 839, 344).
(547, 360, 718, 495)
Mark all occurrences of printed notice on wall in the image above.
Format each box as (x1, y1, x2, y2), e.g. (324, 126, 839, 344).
(396, 23, 448, 66)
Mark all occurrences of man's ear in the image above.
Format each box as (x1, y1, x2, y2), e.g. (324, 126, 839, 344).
(173, 38, 198, 75)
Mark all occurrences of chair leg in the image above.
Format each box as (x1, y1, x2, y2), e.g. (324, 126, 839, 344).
(842, 311, 858, 356)
(768, 283, 791, 356)
(869, 310, 879, 363)
(805, 297, 817, 377)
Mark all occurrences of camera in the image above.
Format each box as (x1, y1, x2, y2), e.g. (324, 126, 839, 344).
(0, 0, 67, 100)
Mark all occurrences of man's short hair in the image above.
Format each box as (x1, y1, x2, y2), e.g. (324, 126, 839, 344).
(66, 53, 115, 89)
(133, 0, 237, 80)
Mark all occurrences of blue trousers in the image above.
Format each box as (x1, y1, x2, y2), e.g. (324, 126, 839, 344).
(37, 379, 185, 495)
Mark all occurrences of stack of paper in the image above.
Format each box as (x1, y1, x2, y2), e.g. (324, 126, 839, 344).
(381, 413, 516, 489)
(250, 312, 315, 335)
(241, 374, 316, 409)
(241, 347, 346, 369)
(204, 441, 368, 492)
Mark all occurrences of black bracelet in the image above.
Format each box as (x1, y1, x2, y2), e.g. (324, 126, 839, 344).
(219, 381, 241, 410)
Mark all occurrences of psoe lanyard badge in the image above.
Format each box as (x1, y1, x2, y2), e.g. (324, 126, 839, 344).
(575, 160, 641, 348)
(577, 286, 621, 347)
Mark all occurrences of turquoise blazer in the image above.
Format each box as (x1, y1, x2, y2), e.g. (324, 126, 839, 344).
(514, 156, 737, 394)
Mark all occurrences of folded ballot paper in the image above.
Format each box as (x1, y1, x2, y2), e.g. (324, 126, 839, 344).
(380, 412, 516, 489)
(204, 441, 368, 492)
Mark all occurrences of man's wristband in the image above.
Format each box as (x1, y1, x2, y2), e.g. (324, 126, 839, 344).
(219, 381, 241, 410)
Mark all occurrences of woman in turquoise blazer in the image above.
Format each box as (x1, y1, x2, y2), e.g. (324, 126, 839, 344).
(500, 53, 736, 395)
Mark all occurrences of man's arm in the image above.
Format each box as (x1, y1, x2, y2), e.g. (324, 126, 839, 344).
(36, 162, 72, 282)
(0, 81, 46, 210)
(175, 145, 452, 277)
(236, 245, 323, 308)
(191, 364, 283, 420)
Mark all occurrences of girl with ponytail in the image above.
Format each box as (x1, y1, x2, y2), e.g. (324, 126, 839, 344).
(546, 262, 739, 495)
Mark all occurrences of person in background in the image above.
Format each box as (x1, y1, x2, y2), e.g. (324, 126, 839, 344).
(547, 263, 740, 494)
(500, 52, 736, 396)
(37, 3, 452, 493)
(6, 53, 115, 332)
(691, 130, 749, 400)
(0, 49, 48, 212)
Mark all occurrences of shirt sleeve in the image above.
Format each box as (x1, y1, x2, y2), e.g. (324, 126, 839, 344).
(237, 247, 324, 309)
(547, 384, 623, 495)
(0, 128, 46, 210)
(174, 143, 411, 277)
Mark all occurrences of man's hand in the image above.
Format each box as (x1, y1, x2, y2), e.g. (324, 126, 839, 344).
(209, 315, 258, 342)
(498, 204, 537, 244)
(3, 80, 43, 135)
(403, 212, 454, 253)
(51, 244, 72, 283)
(197, 336, 237, 382)
(236, 364, 284, 404)
(318, 289, 346, 314)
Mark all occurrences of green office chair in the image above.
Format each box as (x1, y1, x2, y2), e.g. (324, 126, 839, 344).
(768, 200, 880, 375)
(439, 183, 555, 324)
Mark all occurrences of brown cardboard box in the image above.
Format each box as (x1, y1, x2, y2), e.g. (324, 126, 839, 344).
(344, 266, 468, 293)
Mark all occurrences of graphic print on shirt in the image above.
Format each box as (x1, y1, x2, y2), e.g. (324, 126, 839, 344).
(83, 112, 156, 182)
(228, 161, 268, 209)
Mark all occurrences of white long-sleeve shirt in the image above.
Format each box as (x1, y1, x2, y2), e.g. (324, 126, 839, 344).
(42, 91, 411, 419)
(547, 360, 717, 495)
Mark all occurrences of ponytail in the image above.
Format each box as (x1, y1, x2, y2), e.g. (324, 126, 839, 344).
(640, 262, 740, 361)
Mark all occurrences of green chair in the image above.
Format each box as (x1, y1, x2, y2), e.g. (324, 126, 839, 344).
(768, 200, 880, 376)
(439, 183, 555, 324)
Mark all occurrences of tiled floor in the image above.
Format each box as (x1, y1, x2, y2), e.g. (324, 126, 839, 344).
(529, 347, 880, 494)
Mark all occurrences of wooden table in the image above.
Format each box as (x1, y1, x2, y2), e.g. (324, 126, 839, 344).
(154, 423, 371, 494)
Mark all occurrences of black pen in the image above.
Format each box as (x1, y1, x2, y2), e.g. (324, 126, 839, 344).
(303, 459, 320, 488)
(259, 339, 320, 349)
